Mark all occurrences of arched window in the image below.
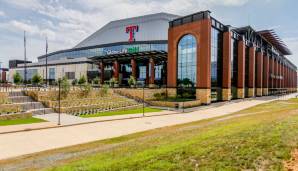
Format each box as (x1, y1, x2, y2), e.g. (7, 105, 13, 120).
(177, 34, 197, 86)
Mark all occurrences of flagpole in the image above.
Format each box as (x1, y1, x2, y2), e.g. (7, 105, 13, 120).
(46, 36, 48, 86)
(24, 31, 27, 86)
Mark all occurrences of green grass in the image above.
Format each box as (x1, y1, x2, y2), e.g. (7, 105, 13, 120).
(0, 117, 46, 126)
(2, 99, 298, 170)
(80, 107, 162, 118)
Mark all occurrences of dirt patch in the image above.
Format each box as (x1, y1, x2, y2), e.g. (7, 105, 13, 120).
(285, 149, 298, 171)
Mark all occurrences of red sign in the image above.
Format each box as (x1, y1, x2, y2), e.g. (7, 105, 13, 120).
(126, 25, 139, 42)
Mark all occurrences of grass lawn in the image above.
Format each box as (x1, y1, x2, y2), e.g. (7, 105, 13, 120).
(1, 98, 298, 170)
(0, 117, 46, 126)
(80, 107, 162, 118)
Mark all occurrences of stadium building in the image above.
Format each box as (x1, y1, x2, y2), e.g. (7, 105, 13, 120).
(9, 11, 297, 104)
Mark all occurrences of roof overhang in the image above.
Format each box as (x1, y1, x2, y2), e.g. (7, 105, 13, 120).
(257, 30, 292, 55)
(89, 50, 167, 62)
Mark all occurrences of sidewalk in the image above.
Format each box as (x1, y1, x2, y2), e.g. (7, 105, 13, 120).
(0, 93, 296, 160)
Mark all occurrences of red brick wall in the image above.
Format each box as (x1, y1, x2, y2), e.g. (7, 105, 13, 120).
(167, 19, 211, 88)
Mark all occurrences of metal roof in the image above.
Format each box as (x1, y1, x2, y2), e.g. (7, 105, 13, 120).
(257, 30, 292, 55)
(74, 13, 179, 49)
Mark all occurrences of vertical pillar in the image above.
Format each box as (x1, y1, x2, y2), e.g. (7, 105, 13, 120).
(294, 69, 297, 93)
(278, 61, 282, 90)
(248, 45, 256, 97)
(262, 54, 269, 95)
(149, 58, 155, 88)
(146, 63, 149, 85)
(100, 61, 105, 84)
(237, 37, 245, 99)
(222, 31, 232, 101)
(131, 58, 137, 78)
(113, 60, 119, 80)
(281, 62, 285, 88)
(256, 50, 263, 96)
(274, 59, 278, 91)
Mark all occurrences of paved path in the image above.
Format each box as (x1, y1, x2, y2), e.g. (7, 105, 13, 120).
(0, 94, 296, 160)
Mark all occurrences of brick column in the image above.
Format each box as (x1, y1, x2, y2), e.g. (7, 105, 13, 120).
(100, 61, 105, 84)
(237, 37, 245, 99)
(256, 50, 263, 96)
(295, 71, 297, 92)
(286, 67, 289, 92)
(278, 61, 282, 89)
(248, 45, 256, 97)
(149, 58, 155, 88)
(131, 58, 137, 78)
(113, 60, 119, 81)
(269, 57, 274, 90)
(274, 59, 278, 90)
(222, 31, 232, 101)
(196, 19, 212, 104)
(262, 54, 269, 95)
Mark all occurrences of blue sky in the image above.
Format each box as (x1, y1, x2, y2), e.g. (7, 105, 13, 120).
(0, 0, 297, 68)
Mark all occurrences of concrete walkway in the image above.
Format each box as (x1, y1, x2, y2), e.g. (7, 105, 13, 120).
(0, 94, 296, 160)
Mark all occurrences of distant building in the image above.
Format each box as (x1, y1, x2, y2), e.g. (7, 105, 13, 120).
(0, 68, 8, 82)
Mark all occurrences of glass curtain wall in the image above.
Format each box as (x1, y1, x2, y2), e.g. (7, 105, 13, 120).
(231, 38, 238, 99)
(211, 28, 223, 101)
(245, 46, 250, 97)
(177, 34, 197, 98)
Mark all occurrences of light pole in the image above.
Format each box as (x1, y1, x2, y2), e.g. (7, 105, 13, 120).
(45, 37, 48, 87)
(24, 31, 27, 87)
(58, 79, 61, 125)
(143, 84, 145, 117)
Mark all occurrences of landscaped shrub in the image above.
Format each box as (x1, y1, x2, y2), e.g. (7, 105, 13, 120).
(13, 72, 22, 85)
(109, 77, 118, 87)
(81, 84, 92, 97)
(72, 79, 78, 86)
(99, 84, 109, 97)
(93, 77, 100, 85)
(128, 76, 136, 87)
(78, 75, 87, 85)
(32, 73, 43, 85)
(60, 77, 70, 99)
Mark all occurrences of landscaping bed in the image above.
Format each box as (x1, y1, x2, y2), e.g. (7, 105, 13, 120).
(0, 104, 22, 115)
(80, 107, 162, 118)
(0, 92, 11, 104)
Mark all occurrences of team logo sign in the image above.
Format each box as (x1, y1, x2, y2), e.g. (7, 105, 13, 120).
(126, 25, 139, 42)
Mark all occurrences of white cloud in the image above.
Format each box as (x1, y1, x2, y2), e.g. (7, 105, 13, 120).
(284, 37, 298, 66)
(0, 11, 5, 17)
(0, 0, 267, 63)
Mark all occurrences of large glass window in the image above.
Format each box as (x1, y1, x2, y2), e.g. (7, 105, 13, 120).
(211, 28, 223, 101)
(49, 68, 55, 80)
(231, 38, 238, 99)
(177, 34, 197, 87)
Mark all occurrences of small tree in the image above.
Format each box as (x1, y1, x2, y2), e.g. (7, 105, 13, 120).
(72, 79, 78, 86)
(78, 75, 87, 85)
(128, 76, 136, 87)
(59, 76, 70, 99)
(13, 72, 22, 85)
(99, 84, 109, 96)
(93, 77, 100, 85)
(109, 77, 118, 87)
(31, 74, 43, 85)
(81, 83, 92, 97)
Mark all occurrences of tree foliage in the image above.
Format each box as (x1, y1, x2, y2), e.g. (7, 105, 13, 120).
(31, 74, 43, 85)
(13, 72, 22, 85)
